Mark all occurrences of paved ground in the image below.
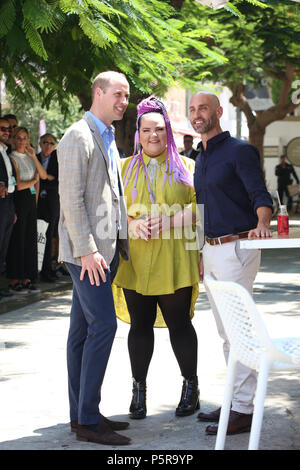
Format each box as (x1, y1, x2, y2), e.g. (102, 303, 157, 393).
(0, 223, 299, 453)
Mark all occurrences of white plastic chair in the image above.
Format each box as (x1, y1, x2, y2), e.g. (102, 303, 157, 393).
(204, 274, 300, 450)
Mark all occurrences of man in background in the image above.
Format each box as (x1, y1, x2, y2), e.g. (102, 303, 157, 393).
(37, 133, 60, 282)
(275, 154, 299, 212)
(3, 114, 18, 154)
(0, 117, 16, 300)
(180, 134, 199, 160)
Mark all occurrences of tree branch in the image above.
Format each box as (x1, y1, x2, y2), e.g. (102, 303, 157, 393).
(256, 101, 300, 129)
(278, 63, 295, 105)
(264, 68, 285, 81)
(170, 0, 185, 8)
(228, 82, 256, 126)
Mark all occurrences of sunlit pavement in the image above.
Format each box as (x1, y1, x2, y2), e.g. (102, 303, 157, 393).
(0, 226, 299, 451)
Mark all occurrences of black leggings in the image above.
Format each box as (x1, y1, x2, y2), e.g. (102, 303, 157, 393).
(123, 287, 198, 382)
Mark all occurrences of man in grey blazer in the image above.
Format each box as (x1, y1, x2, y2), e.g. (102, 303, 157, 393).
(57, 71, 130, 445)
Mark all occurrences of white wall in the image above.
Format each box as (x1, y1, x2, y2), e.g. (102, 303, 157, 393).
(220, 87, 300, 192)
(264, 120, 300, 192)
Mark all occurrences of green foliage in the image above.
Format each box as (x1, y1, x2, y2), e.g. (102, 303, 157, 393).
(271, 77, 282, 105)
(0, 0, 225, 112)
(179, 0, 300, 90)
(0, 0, 16, 38)
(23, 0, 63, 32)
(1, 0, 294, 118)
(4, 87, 83, 148)
(23, 18, 48, 59)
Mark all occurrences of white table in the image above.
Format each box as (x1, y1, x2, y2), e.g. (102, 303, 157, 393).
(240, 227, 300, 249)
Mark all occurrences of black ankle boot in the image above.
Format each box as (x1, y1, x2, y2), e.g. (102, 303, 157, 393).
(175, 375, 200, 417)
(129, 379, 147, 419)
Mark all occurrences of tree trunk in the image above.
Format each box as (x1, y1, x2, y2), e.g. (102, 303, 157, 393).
(248, 121, 266, 174)
(229, 73, 300, 175)
(114, 92, 148, 157)
(114, 105, 137, 157)
(77, 91, 91, 111)
(170, 0, 185, 8)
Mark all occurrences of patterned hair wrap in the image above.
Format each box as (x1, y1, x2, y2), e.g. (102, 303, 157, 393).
(123, 96, 193, 203)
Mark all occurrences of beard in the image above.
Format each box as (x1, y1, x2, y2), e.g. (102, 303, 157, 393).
(0, 136, 9, 145)
(192, 111, 218, 134)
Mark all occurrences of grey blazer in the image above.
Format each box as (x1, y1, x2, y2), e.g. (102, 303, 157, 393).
(57, 112, 129, 267)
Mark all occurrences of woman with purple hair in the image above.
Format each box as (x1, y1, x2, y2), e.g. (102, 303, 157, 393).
(113, 97, 200, 420)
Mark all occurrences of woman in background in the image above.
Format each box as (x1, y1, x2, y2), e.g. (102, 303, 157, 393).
(6, 127, 46, 293)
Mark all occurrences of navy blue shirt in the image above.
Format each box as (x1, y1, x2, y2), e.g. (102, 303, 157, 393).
(194, 131, 273, 238)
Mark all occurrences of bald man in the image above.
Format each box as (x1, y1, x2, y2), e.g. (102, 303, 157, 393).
(189, 92, 273, 436)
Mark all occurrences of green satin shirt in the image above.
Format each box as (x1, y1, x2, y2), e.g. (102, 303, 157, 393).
(112, 150, 200, 328)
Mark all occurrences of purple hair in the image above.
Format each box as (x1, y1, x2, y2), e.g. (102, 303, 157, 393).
(123, 96, 193, 203)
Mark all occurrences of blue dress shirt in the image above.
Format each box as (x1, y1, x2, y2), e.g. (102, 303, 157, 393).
(86, 111, 118, 187)
(41, 154, 50, 170)
(87, 111, 111, 150)
(87, 111, 121, 229)
(194, 131, 273, 238)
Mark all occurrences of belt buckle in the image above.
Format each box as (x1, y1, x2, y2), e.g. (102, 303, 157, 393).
(217, 237, 222, 245)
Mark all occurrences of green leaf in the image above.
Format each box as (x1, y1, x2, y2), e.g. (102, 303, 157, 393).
(245, 0, 268, 8)
(5, 24, 28, 54)
(22, 18, 48, 59)
(225, 2, 245, 18)
(0, 0, 16, 38)
(78, 15, 118, 48)
(23, 0, 63, 32)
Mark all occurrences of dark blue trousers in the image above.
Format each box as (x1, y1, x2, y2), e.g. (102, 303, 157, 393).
(66, 256, 118, 425)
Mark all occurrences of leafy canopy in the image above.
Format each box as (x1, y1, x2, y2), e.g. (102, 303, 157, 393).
(179, 0, 300, 90)
(0, 0, 225, 112)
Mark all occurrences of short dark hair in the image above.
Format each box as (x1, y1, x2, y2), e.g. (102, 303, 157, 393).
(92, 71, 127, 98)
(40, 133, 57, 142)
(3, 114, 18, 122)
(184, 134, 193, 140)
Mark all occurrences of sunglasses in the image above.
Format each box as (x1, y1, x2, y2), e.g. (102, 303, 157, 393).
(42, 141, 55, 145)
(0, 126, 10, 132)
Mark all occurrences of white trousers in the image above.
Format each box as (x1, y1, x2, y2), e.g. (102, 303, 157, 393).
(203, 240, 261, 414)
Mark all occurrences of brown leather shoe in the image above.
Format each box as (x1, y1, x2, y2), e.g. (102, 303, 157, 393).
(76, 421, 131, 445)
(197, 407, 221, 422)
(205, 410, 252, 435)
(71, 417, 129, 432)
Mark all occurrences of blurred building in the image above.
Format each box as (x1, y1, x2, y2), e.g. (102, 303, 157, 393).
(163, 84, 300, 193)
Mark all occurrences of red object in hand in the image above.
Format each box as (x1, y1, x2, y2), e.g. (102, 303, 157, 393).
(277, 215, 289, 235)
